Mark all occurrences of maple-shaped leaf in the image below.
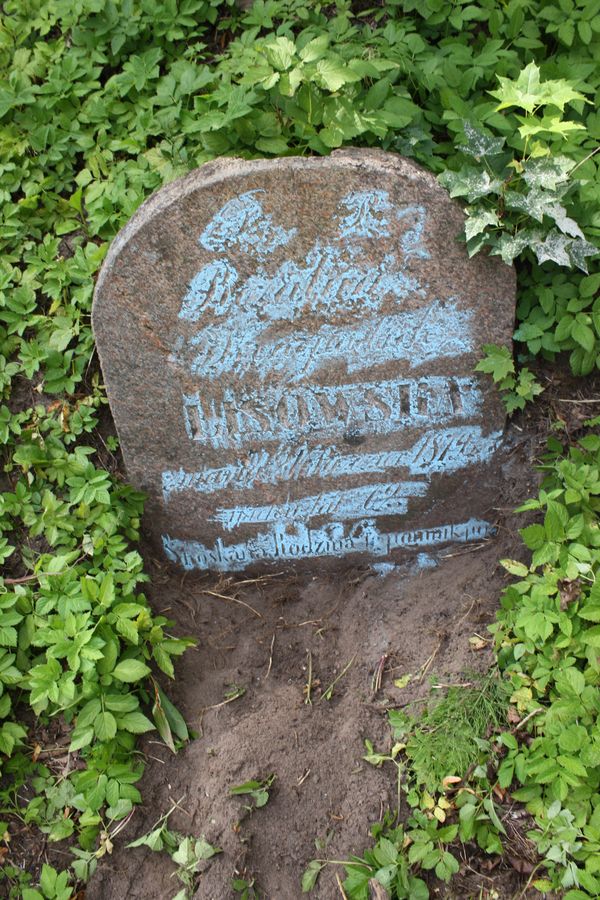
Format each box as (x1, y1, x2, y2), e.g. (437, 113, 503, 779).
(529, 232, 597, 271)
(521, 157, 572, 190)
(475, 344, 514, 380)
(567, 237, 598, 273)
(438, 167, 502, 202)
(464, 208, 499, 241)
(489, 62, 544, 113)
(548, 206, 584, 239)
(489, 62, 587, 113)
(505, 187, 559, 223)
(518, 115, 586, 140)
(459, 121, 506, 159)
(531, 230, 573, 267)
(490, 229, 540, 264)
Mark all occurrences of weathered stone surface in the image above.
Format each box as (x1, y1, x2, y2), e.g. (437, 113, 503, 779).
(92, 149, 515, 573)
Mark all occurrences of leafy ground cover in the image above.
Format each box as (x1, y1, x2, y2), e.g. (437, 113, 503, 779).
(0, 0, 598, 896)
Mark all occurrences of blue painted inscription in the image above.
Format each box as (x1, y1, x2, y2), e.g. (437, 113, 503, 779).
(213, 480, 428, 531)
(159, 184, 502, 571)
(162, 518, 494, 572)
(176, 300, 472, 382)
(182, 376, 482, 449)
(162, 427, 502, 501)
(199, 190, 296, 258)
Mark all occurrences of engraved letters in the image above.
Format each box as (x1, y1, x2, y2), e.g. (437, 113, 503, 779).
(162, 183, 502, 569)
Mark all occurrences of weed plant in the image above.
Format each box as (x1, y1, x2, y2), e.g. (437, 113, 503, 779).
(390, 671, 511, 792)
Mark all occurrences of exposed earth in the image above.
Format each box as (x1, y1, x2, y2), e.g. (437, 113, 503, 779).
(85, 407, 548, 899)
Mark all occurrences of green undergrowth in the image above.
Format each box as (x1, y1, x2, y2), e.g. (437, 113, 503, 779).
(0, 0, 599, 895)
(304, 423, 600, 898)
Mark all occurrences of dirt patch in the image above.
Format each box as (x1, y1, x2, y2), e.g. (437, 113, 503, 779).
(82, 416, 550, 900)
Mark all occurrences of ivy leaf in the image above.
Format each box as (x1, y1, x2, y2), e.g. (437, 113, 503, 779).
(532, 231, 596, 270)
(505, 188, 558, 223)
(491, 229, 539, 264)
(521, 156, 572, 190)
(567, 238, 598, 273)
(459, 121, 505, 158)
(550, 206, 584, 238)
(438, 167, 502, 202)
(464, 208, 499, 241)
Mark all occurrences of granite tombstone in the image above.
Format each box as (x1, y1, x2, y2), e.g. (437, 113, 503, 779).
(92, 150, 515, 573)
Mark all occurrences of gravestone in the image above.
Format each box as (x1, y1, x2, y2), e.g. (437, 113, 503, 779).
(92, 149, 515, 573)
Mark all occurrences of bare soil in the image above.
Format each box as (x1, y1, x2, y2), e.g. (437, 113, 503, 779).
(84, 412, 547, 900)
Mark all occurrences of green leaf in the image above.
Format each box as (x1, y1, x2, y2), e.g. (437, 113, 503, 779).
(465, 208, 499, 242)
(112, 659, 151, 683)
(500, 558, 529, 576)
(152, 700, 176, 754)
(315, 59, 357, 92)
(571, 320, 596, 352)
(299, 35, 329, 63)
(459, 121, 505, 158)
(302, 859, 324, 892)
(438, 167, 502, 202)
(157, 686, 189, 741)
(475, 345, 514, 381)
(520, 524, 546, 550)
(557, 755, 587, 777)
(262, 37, 295, 71)
(94, 710, 117, 741)
(372, 837, 399, 867)
(39, 864, 57, 896)
(490, 62, 587, 113)
(127, 826, 165, 851)
(118, 711, 155, 733)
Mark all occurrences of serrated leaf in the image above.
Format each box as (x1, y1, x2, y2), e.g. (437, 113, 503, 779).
(522, 156, 572, 190)
(532, 231, 576, 267)
(69, 724, 94, 752)
(519, 524, 546, 550)
(112, 659, 151, 683)
(459, 121, 505, 158)
(490, 62, 587, 113)
(571, 320, 596, 352)
(302, 859, 324, 892)
(464, 208, 499, 241)
(475, 344, 514, 380)
(262, 36, 295, 71)
(299, 35, 329, 63)
(491, 229, 539, 264)
(94, 710, 117, 741)
(118, 711, 154, 733)
(315, 58, 355, 91)
(194, 837, 220, 860)
(438, 167, 502, 202)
